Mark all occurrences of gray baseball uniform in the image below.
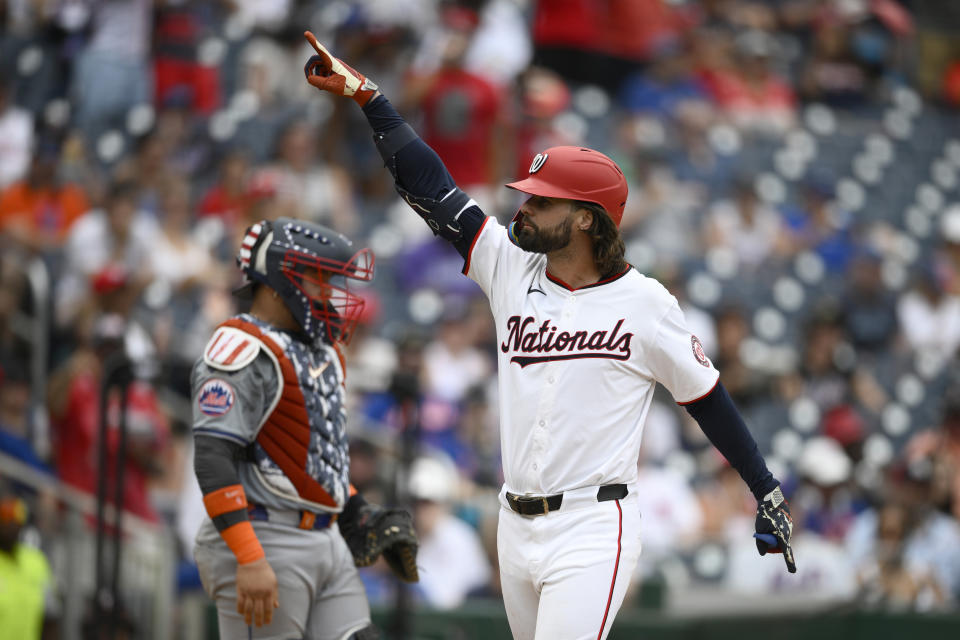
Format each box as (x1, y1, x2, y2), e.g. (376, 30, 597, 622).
(192, 313, 370, 640)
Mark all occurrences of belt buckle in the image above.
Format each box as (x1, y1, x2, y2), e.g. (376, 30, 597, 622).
(541, 496, 549, 514)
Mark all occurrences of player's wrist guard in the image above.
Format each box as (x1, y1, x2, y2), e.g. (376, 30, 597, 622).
(753, 485, 797, 573)
(339, 494, 419, 582)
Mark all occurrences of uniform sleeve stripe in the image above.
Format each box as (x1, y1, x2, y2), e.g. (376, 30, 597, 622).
(193, 428, 249, 445)
(223, 340, 251, 365)
(676, 377, 720, 406)
(461, 216, 491, 275)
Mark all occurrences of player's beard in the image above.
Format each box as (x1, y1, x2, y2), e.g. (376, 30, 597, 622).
(517, 216, 573, 254)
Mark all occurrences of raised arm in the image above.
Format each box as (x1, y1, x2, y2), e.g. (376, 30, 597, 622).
(303, 32, 487, 260)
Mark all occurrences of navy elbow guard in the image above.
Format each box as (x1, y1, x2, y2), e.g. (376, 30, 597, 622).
(396, 186, 473, 242)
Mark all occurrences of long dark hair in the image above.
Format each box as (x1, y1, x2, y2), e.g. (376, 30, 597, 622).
(572, 200, 627, 278)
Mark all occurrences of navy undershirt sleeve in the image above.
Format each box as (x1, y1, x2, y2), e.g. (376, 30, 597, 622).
(361, 94, 486, 259)
(683, 382, 778, 501)
(362, 95, 456, 200)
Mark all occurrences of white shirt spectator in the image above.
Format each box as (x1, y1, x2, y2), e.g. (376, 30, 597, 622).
(0, 104, 33, 189)
(416, 512, 492, 609)
(897, 289, 960, 369)
(706, 198, 782, 269)
(633, 465, 704, 562)
(88, 0, 151, 58)
(55, 208, 158, 326)
(423, 335, 492, 404)
(149, 229, 214, 290)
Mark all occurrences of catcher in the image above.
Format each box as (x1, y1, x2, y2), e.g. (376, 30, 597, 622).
(191, 218, 418, 639)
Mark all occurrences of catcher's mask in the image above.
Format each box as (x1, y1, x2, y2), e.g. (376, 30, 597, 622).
(235, 218, 374, 345)
(505, 146, 628, 245)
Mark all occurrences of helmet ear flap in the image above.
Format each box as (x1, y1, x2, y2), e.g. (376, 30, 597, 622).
(238, 220, 272, 280)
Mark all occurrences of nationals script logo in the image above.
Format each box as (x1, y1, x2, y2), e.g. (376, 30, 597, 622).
(501, 315, 633, 367)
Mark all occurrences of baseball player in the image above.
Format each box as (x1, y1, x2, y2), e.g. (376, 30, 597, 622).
(191, 218, 418, 640)
(303, 34, 796, 640)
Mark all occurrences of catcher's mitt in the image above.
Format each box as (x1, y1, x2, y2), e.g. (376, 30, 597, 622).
(339, 494, 419, 582)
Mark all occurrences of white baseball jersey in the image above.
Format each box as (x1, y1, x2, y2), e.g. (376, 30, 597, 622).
(465, 216, 720, 496)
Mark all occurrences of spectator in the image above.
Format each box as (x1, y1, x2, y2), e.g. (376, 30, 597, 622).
(54, 181, 157, 328)
(620, 42, 707, 120)
(782, 177, 856, 274)
(0, 366, 50, 474)
(152, 3, 221, 117)
(47, 324, 167, 524)
(408, 455, 491, 609)
(0, 137, 89, 253)
(800, 21, 872, 107)
(855, 501, 945, 610)
(258, 121, 358, 234)
(422, 306, 493, 404)
(71, 0, 153, 139)
(0, 485, 55, 640)
(511, 66, 574, 182)
(411, 1, 532, 90)
(404, 10, 507, 210)
(700, 29, 797, 135)
(783, 307, 850, 412)
(842, 250, 899, 355)
(847, 463, 960, 607)
(703, 177, 785, 270)
(0, 75, 33, 190)
(897, 263, 960, 371)
(198, 150, 252, 233)
(149, 174, 216, 292)
(913, 0, 960, 102)
(791, 436, 860, 542)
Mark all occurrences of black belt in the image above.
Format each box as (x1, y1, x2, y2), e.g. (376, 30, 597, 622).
(506, 484, 628, 516)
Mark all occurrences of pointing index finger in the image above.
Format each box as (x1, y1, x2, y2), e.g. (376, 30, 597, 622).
(304, 31, 324, 55)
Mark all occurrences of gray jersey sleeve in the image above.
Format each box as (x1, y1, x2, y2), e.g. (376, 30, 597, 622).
(190, 352, 279, 445)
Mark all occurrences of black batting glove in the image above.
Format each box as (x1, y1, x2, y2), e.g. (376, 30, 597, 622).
(753, 485, 797, 574)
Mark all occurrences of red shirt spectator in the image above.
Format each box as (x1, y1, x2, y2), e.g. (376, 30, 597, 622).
(153, 5, 220, 114)
(699, 31, 797, 134)
(419, 68, 502, 188)
(532, 0, 602, 51)
(52, 358, 167, 524)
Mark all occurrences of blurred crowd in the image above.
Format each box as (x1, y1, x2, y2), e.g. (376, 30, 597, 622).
(2, 0, 960, 635)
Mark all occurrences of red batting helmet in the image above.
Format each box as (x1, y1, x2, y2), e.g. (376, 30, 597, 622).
(506, 146, 628, 227)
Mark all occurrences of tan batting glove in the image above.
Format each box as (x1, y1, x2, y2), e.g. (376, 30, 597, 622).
(303, 31, 379, 107)
(236, 557, 279, 628)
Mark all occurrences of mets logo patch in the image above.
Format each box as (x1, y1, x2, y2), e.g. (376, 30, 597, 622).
(691, 335, 710, 368)
(197, 379, 235, 416)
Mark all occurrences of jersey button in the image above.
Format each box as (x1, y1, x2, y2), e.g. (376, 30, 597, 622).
(548, 376, 555, 384)
(533, 463, 538, 470)
(539, 420, 545, 427)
